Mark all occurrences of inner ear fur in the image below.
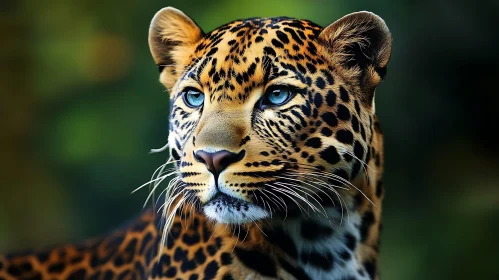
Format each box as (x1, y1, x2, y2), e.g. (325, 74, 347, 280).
(319, 11, 392, 105)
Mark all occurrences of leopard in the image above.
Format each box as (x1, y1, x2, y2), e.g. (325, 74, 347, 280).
(0, 6, 392, 280)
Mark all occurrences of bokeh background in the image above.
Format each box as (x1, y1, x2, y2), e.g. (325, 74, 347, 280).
(2, 0, 498, 279)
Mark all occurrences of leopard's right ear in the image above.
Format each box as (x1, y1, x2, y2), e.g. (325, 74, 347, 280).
(148, 7, 203, 87)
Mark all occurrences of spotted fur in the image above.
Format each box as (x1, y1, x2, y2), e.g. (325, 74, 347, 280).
(0, 6, 391, 280)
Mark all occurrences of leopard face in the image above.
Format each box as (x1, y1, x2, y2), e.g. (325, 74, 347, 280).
(149, 8, 391, 225)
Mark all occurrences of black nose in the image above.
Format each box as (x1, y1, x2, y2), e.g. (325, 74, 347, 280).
(194, 150, 245, 176)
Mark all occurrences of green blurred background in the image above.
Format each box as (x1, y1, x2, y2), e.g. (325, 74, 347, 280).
(2, 0, 498, 279)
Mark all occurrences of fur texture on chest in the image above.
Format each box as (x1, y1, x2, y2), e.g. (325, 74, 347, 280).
(270, 207, 372, 280)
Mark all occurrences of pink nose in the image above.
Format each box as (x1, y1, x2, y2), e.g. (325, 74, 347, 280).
(194, 150, 245, 176)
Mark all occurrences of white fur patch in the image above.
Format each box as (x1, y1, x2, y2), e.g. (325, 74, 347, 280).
(203, 198, 269, 224)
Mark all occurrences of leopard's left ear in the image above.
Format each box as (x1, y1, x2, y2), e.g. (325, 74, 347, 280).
(319, 12, 392, 105)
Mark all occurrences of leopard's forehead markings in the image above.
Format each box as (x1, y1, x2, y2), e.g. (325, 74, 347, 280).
(179, 17, 323, 104)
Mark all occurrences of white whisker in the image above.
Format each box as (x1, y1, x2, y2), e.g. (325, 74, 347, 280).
(150, 142, 170, 154)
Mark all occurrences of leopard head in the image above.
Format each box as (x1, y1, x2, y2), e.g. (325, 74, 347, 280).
(148, 7, 391, 225)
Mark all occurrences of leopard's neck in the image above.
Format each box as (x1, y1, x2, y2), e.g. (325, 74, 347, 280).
(261, 201, 378, 280)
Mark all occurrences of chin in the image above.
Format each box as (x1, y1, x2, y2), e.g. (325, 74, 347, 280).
(202, 192, 269, 224)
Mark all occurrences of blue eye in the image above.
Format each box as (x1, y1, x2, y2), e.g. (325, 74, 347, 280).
(262, 87, 292, 107)
(183, 89, 204, 108)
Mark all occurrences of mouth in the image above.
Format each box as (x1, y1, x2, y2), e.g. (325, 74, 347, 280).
(206, 192, 243, 205)
(202, 191, 269, 224)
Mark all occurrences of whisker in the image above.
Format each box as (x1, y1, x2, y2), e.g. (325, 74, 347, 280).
(133, 162, 181, 194)
(273, 174, 337, 206)
(265, 184, 308, 215)
(287, 173, 350, 224)
(140, 171, 181, 207)
(269, 168, 349, 223)
(251, 221, 267, 237)
(339, 147, 376, 173)
(159, 189, 188, 257)
(150, 142, 170, 154)
(272, 181, 325, 217)
(340, 148, 373, 183)
(240, 225, 250, 243)
(279, 161, 376, 207)
(258, 188, 286, 214)
(155, 180, 184, 206)
(232, 224, 242, 253)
